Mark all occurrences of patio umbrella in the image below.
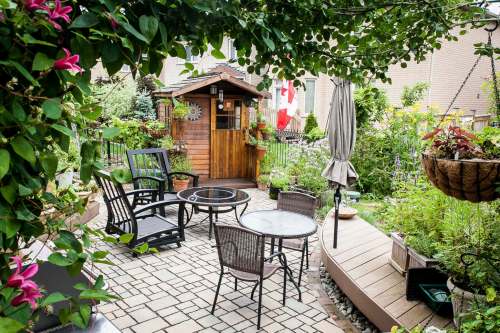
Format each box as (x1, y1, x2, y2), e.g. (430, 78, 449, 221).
(321, 78, 358, 248)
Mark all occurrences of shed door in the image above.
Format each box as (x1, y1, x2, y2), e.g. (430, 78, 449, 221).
(210, 98, 248, 178)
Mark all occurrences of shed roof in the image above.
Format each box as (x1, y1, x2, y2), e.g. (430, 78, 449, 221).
(154, 72, 270, 99)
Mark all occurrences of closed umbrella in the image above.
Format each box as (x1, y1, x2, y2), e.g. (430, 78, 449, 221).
(321, 78, 358, 248)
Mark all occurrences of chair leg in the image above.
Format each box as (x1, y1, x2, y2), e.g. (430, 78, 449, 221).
(234, 278, 238, 291)
(305, 238, 309, 269)
(283, 264, 287, 305)
(251, 281, 259, 300)
(257, 277, 263, 330)
(211, 271, 223, 314)
(269, 238, 275, 262)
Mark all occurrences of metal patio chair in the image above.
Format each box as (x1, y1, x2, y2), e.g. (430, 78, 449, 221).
(211, 224, 288, 329)
(94, 170, 186, 254)
(271, 191, 316, 286)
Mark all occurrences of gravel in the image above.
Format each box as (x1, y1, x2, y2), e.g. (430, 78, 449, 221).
(320, 265, 380, 333)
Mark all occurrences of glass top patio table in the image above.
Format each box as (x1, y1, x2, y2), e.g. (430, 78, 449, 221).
(239, 210, 317, 239)
(177, 186, 250, 207)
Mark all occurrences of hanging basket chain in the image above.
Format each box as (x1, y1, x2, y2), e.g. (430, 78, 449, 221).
(487, 30, 500, 118)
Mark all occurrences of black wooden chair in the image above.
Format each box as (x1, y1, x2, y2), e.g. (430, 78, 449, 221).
(126, 148, 199, 220)
(211, 224, 288, 329)
(272, 191, 316, 286)
(94, 170, 186, 253)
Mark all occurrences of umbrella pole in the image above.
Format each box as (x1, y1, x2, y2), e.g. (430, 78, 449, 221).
(333, 185, 341, 249)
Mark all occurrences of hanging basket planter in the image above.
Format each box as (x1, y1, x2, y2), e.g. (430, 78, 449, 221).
(421, 153, 500, 202)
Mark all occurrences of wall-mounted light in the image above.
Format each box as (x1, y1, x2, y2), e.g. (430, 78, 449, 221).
(210, 85, 218, 95)
(218, 89, 224, 102)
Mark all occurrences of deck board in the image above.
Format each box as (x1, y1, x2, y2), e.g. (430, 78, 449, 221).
(320, 213, 453, 331)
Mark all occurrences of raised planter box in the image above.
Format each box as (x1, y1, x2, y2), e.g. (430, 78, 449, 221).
(408, 247, 439, 270)
(389, 232, 409, 275)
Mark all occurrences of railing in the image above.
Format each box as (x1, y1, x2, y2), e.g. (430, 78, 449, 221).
(266, 141, 290, 168)
(101, 140, 127, 167)
(250, 107, 302, 131)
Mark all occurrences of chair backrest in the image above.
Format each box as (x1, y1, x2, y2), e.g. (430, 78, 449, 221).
(277, 191, 316, 218)
(126, 148, 171, 190)
(94, 170, 137, 235)
(213, 224, 265, 275)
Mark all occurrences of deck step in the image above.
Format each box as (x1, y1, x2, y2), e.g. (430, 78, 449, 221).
(200, 178, 257, 189)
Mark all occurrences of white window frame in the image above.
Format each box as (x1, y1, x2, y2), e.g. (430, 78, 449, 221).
(304, 79, 316, 114)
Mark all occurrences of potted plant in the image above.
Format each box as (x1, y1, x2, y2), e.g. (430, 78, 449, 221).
(421, 125, 500, 202)
(261, 124, 274, 140)
(170, 154, 192, 192)
(257, 174, 269, 191)
(268, 169, 289, 200)
(256, 111, 266, 130)
(172, 98, 190, 140)
(256, 140, 267, 161)
(389, 232, 409, 275)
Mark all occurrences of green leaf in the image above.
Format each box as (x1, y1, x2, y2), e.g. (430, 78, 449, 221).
(0, 60, 40, 86)
(48, 253, 75, 266)
(118, 233, 134, 244)
(18, 184, 32, 196)
(80, 104, 102, 120)
(10, 136, 36, 164)
(80, 304, 91, 327)
(91, 251, 109, 260)
(158, 22, 168, 48)
(32, 53, 53, 71)
(122, 22, 149, 43)
(69, 13, 100, 29)
(0, 317, 25, 333)
(54, 230, 83, 252)
(51, 124, 76, 138)
(42, 98, 62, 119)
(41, 292, 68, 306)
(12, 101, 26, 121)
(211, 49, 225, 60)
(174, 43, 186, 59)
(262, 35, 275, 51)
(94, 275, 105, 289)
(102, 127, 120, 139)
(133, 242, 148, 254)
(0, 149, 10, 180)
(486, 287, 496, 302)
(79, 289, 115, 301)
(0, 218, 20, 239)
(40, 152, 58, 179)
(1, 182, 17, 204)
(139, 15, 159, 42)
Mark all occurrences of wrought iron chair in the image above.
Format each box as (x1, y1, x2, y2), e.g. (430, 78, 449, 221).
(211, 224, 288, 330)
(126, 148, 199, 206)
(94, 170, 186, 253)
(272, 191, 316, 286)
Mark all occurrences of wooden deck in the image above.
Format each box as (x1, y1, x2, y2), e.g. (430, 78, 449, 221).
(200, 178, 257, 189)
(320, 213, 453, 332)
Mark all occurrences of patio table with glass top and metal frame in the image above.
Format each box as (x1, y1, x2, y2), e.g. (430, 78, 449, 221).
(177, 186, 250, 239)
(239, 209, 317, 301)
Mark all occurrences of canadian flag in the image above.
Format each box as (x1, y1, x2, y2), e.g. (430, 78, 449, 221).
(277, 80, 298, 130)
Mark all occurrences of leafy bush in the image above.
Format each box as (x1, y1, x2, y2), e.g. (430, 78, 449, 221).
(354, 85, 388, 128)
(401, 82, 429, 107)
(160, 136, 175, 150)
(136, 74, 158, 95)
(172, 99, 190, 119)
(110, 117, 154, 149)
(303, 113, 318, 134)
(269, 168, 290, 190)
(475, 126, 500, 159)
(92, 79, 136, 120)
(305, 126, 325, 143)
(133, 90, 156, 121)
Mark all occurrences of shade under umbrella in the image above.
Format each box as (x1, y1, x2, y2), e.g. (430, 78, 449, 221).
(321, 78, 358, 248)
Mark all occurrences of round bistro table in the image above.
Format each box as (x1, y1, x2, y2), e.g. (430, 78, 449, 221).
(177, 187, 250, 239)
(239, 210, 317, 301)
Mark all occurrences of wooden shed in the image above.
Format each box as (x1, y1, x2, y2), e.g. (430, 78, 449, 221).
(154, 68, 270, 185)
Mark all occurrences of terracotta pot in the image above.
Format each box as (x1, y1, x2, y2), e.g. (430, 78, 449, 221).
(447, 278, 485, 327)
(257, 182, 267, 191)
(173, 178, 190, 192)
(422, 153, 500, 202)
(407, 247, 439, 270)
(389, 232, 409, 275)
(256, 146, 267, 160)
(257, 122, 266, 130)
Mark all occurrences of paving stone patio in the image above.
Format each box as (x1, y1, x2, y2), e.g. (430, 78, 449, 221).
(88, 189, 343, 333)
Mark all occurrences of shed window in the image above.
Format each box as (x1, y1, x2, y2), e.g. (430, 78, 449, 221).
(216, 99, 241, 130)
(305, 79, 316, 114)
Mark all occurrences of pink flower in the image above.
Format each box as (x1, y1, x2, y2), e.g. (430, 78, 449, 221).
(46, 0, 72, 31)
(7, 256, 38, 288)
(7, 256, 42, 310)
(11, 285, 43, 310)
(25, 0, 46, 11)
(110, 17, 119, 30)
(54, 48, 82, 73)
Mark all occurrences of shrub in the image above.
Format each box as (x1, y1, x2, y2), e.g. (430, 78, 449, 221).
(172, 99, 190, 119)
(136, 75, 158, 95)
(354, 85, 388, 128)
(110, 117, 154, 149)
(92, 79, 136, 120)
(305, 126, 325, 143)
(401, 82, 429, 107)
(170, 155, 192, 180)
(133, 90, 156, 121)
(303, 113, 318, 134)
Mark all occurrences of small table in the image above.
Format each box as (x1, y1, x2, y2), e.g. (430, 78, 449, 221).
(177, 187, 250, 239)
(239, 210, 317, 301)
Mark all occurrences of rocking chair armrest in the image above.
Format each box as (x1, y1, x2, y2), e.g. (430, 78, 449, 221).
(124, 189, 159, 197)
(133, 199, 185, 216)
